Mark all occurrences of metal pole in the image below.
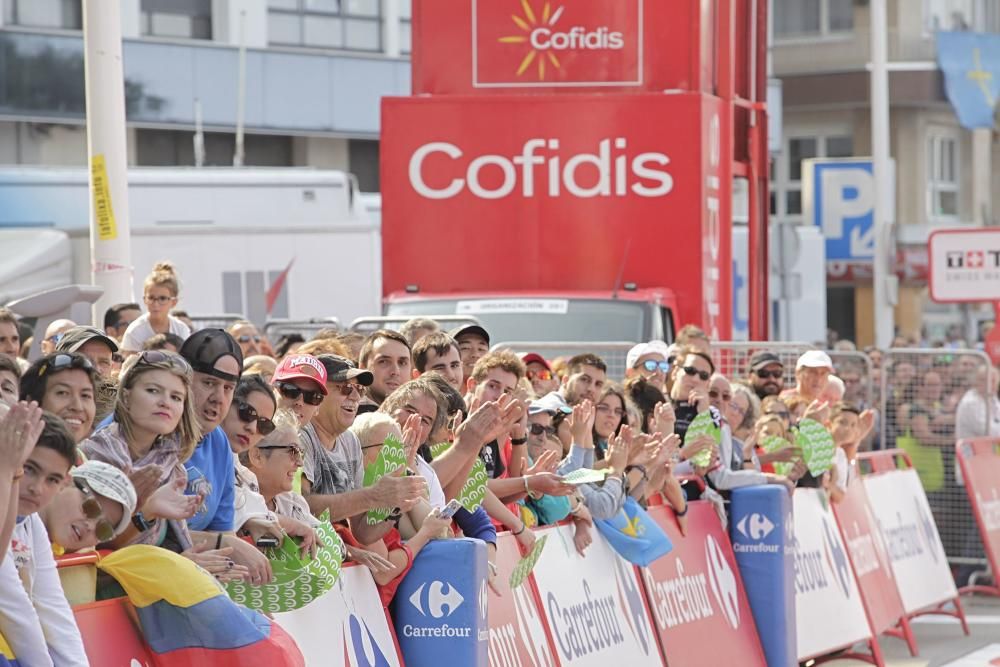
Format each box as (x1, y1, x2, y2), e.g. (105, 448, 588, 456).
(83, 0, 133, 323)
(194, 98, 205, 167)
(233, 9, 247, 168)
(870, 0, 895, 348)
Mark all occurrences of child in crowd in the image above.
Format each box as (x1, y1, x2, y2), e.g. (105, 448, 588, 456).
(824, 402, 865, 503)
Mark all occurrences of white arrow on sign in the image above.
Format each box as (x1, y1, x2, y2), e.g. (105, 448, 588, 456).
(850, 225, 875, 258)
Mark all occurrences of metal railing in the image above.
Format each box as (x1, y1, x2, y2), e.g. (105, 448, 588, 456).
(263, 317, 341, 341)
(348, 315, 484, 336)
(490, 341, 635, 381)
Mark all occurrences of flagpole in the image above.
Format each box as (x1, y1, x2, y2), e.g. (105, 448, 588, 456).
(870, 0, 896, 349)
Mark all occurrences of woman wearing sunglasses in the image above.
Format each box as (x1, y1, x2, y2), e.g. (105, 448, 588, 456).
(271, 354, 329, 426)
(19, 353, 98, 448)
(40, 460, 137, 554)
(120, 262, 192, 354)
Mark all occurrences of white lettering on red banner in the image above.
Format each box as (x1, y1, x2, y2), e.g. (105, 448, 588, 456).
(977, 492, 1000, 532)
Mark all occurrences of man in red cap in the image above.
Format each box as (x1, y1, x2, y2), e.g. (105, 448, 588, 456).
(522, 352, 560, 398)
(272, 354, 329, 426)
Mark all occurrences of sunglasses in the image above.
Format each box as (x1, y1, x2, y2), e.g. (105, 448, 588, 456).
(755, 369, 783, 379)
(38, 353, 94, 376)
(258, 443, 304, 463)
(75, 480, 116, 542)
(276, 381, 325, 406)
(238, 335, 262, 344)
(331, 382, 364, 398)
(529, 423, 556, 436)
(682, 366, 711, 381)
(526, 369, 553, 381)
(136, 349, 192, 373)
(766, 409, 791, 419)
(641, 360, 671, 373)
(237, 401, 276, 435)
(708, 389, 732, 402)
(144, 295, 173, 305)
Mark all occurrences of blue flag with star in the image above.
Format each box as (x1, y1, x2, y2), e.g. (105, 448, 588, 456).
(937, 31, 1000, 129)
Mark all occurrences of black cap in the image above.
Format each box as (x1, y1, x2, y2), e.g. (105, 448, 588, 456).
(449, 324, 490, 347)
(317, 354, 374, 386)
(55, 326, 119, 354)
(749, 351, 783, 372)
(179, 329, 243, 382)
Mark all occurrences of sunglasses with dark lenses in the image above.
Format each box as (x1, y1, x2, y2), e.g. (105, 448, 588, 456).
(236, 401, 276, 435)
(259, 444, 304, 463)
(708, 389, 732, 402)
(39, 353, 94, 376)
(755, 369, 783, 379)
(529, 423, 557, 436)
(75, 480, 116, 543)
(683, 366, 711, 381)
(766, 409, 791, 420)
(526, 369, 553, 381)
(332, 382, 364, 397)
(136, 349, 192, 373)
(642, 360, 671, 373)
(238, 335, 262, 343)
(276, 381, 325, 406)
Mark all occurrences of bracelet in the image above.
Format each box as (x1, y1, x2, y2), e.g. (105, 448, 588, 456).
(675, 503, 689, 517)
(215, 533, 223, 550)
(512, 522, 526, 536)
(625, 464, 648, 481)
(523, 476, 531, 495)
(511, 437, 528, 446)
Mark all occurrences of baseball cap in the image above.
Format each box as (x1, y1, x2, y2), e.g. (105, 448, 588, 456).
(449, 324, 490, 347)
(796, 350, 833, 370)
(749, 351, 783, 371)
(71, 460, 137, 537)
(528, 392, 573, 416)
(179, 329, 244, 382)
(626, 341, 671, 370)
(272, 354, 328, 395)
(521, 352, 551, 371)
(317, 354, 373, 386)
(56, 326, 119, 355)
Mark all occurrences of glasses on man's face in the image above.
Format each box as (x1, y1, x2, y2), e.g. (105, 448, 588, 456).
(708, 389, 732, 402)
(529, 423, 556, 436)
(236, 401, 276, 435)
(75, 480, 116, 542)
(330, 382, 364, 398)
(259, 444, 304, 463)
(237, 335, 262, 344)
(276, 381, 325, 406)
(144, 295, 173, 305)
(641, 360, 671, 373)
(755, 369, 783, 380)
(682, 366, 711, 381)
(526, 369, 553, 381)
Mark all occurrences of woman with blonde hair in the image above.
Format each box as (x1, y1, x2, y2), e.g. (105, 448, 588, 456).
(121, 262, 192, 353)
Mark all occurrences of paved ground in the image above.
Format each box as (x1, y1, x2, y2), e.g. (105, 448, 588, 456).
(825, 596, 1000, 667)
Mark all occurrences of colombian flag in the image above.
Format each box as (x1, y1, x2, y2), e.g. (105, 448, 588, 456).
(0, 631, 20, 667)
(98, 545, 304, 666)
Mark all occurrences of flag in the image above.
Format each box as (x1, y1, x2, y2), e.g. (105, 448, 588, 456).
(937, 31, 1000, 129)
(98, 545, 305, 666)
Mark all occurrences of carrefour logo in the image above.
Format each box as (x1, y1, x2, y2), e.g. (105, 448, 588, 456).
(821, 518, 852, 598)
(732, 512, 780, 554)
(409, 580, 464, 618)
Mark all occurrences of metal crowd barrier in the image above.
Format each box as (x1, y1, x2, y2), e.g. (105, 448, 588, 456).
(490, 341, 635, 381)
(263, 317, 341, 341)
(187, 313, 244, 331)
(348, 315, 483, 336)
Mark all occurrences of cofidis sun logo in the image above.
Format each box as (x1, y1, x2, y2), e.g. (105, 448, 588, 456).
(473, 0, 642, 87)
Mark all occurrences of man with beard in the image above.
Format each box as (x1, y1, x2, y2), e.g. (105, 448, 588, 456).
(748, 351, 785, 400)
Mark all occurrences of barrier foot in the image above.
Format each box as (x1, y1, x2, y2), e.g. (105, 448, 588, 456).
(806, 641, 883, 667)
(958, 583, 1000, 598)
(908, 596, 971, 636)
(883, 617, 919, 657)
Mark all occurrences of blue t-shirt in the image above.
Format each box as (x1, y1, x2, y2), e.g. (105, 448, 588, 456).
(184, 426, 235, 533)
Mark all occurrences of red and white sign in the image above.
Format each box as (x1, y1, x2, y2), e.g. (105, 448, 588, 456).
(488, 533, 559, 666)
(472, 0, 641, 88)
(832, 478, 909, 639)
(640, 503, 766, 666)
(530, 524, 662, 666)
(792, 489, 873, 661)
(956, 439, 1000, 591)
(380, 93, 732, 338)
(928, 228, 1000, 302)
(862, 469, 958, 614)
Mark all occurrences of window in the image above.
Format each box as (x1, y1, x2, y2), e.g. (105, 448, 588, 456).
(349, 138, 380, 192)
(774, 0, 853, 39)
(267, 0, 382, 52)
(136, 129, 293, 167)
(770, 133, 853, 223)
(140, 0, 211, 40)
(4, 0, 81, 30)
(923, 0, 1000, 34)
(927, 132, 959, 221)
(400, 0, 412, 54)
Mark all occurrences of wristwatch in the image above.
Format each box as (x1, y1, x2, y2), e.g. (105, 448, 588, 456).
(132, 511, 153, 532)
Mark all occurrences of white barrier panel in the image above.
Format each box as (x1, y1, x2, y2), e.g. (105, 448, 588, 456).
(862, 468, 958, 614)
(531, 524, 662, 667)
(793, 489, 872, 660)
(274, 565, 402, 666)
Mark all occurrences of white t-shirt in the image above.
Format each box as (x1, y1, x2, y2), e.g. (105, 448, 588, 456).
(120, 313, 191, 352)
(0, 514, 89, 666)
(833, 447, 850, 492)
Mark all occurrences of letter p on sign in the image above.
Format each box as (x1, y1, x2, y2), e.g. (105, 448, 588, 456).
(820, 167, 873, 239)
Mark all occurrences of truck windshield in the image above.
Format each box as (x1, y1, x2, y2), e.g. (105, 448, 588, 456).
(385, 298, 646, 343)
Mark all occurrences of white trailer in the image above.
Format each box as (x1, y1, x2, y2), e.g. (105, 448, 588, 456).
(0, 167, 381, 324)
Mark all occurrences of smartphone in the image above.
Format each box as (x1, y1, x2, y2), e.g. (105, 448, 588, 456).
(437, 498, 463, 520)
(255, 536, 280, 549)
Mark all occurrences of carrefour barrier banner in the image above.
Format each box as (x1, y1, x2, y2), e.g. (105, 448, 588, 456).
(862, 469, 958, 613)
(957, 439, 1000, 582)
(488, 533, 559, 667)
(531, 524, 662, 666)
(274, 565, 402, 666)
(641, 503, 766, 667)
(792, 489, 872, 660)
(729, 485, 794, 667)
(393, 538, 489, 667)
(833, 477, 908, 637)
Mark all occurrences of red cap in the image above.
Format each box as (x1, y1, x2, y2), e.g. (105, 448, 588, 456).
(521, 352, 552, 371)
(272, 354, 328, 394)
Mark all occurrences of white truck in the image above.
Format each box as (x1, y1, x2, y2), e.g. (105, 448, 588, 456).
(0, 167, 381, 324)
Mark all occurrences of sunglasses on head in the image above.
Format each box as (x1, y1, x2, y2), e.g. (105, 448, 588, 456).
(767, 409, 791, 419)
(136, 349, 192, 373)
(258, 443, 304, 463)
(641, 360, 671, 373)
(529, 423, 556, 436)
(238, 335, 262, 343)
(75, 480, 116, 543)
(276, 381, 325, 406)
(38, 353, 94, 376)
(755, 369, 783, 379)
(236, 401, 276, 435)
(526, 369, 553, 381)
(330, 382, 364, 398)
(682, 366, 711, 381)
